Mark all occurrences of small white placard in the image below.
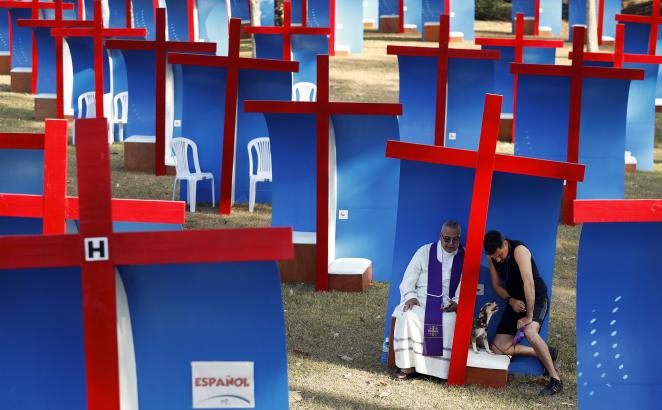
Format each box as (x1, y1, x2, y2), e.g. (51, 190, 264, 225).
(448, 132, 457, 141)
(84, 237, 109, 261)
(450, 11, 455, 18)
(337, 23, 344, 30)
(476, 283, 484, 296)
(339, 210, 349, 220)
(192, 362, 255, 409)
(403, 6, 408, 11)
(173, 119, 182, 127)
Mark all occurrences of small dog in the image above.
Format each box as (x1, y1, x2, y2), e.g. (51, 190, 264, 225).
(471, 302, 499, 354)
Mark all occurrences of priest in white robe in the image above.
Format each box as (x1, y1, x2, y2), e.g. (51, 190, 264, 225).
(392, 220, 464, 380)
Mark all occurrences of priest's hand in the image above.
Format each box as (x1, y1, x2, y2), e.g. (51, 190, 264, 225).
(443, 300, 458, 312)
(403, 298, 420, 311)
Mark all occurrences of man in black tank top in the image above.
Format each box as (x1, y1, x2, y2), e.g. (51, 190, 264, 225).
(483, 230, 563, 396)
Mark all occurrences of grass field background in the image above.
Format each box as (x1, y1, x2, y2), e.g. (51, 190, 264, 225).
(1, 20, 661, 409)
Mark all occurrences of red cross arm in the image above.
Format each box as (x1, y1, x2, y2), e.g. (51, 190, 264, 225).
(385, 141, 585, 182)
(386, 45, 500, 60)
(65, 198, 186, 224)
(0, 195, 186, 225)
(244, 101, 402, 116)
(0, 234, 81, 269)
(0, 194, 43, 218)
(572, 50, 662, 65)
(112, 227, 294, 265)
(574, 200, 662, 223)
(0, 1, 74, 9)
(474, 38, 564, 48)
(51, 27, 147, 38)
(17, 19, 94, 28)
(167, 52, 299, 72)
(105, 39, 217, 54)
(0, 133, 44, 149)
(510, 63, 644, 80)
(244, 26, 331, 36)
(615, 14, 661, 24)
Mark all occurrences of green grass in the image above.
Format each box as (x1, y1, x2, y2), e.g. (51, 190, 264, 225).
(1, 23, 661, 409)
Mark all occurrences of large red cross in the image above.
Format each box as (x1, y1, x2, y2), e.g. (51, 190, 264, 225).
(475, 13, 563, 142)
(385, 93, 585, 385)
(16, 0, 93, 118)
(106, 8, 217, 176)
(0, 0, 74, 94)
(168, 18, 299, 215)
(51, 0, 146, 118)
(245, 54, 402, 291)
(0, 118, 293, 410)
(616, 0, 661, 55)
(387, 13, 500, 146)
(578, 23, 662, 67)
(243, 0, 330, 61)
(0, 120, 185, 235)
(510, 25, 643, 225)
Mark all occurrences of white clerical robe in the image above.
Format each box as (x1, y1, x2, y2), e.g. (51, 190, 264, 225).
(392, 241, 462, 379)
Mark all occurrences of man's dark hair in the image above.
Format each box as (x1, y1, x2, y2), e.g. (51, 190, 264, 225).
(483, 230, 504, 255)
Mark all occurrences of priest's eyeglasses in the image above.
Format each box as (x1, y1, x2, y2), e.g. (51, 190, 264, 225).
(441, 235, 460, 244)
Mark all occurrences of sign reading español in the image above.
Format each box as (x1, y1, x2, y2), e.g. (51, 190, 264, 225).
(191, 361, 255, 408)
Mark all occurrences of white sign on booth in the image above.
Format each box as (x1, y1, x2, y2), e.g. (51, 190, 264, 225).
(191, 361, 255, 408)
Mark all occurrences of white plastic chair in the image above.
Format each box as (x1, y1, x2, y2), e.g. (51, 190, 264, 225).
(77, 91, 96, 120)
(170, 137, 215, 213)
(292, 81, 317, 102)
(111, 91, 128, 142)
(74, 91, 113, 144)
(247, 137, 272, 213)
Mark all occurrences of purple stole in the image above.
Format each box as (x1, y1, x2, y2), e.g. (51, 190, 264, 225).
(422, 242, 464, 356)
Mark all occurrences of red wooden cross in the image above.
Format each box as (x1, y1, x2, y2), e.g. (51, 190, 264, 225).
(245, 54, 402, 291)
(510, 25, 643, 225)
(0, 118, 293, 410)
(387, 13, 500, 146)
(0, 120, 185, 235)
(616, 0, 661, 55)
(51, 0, 146, 118)
(17, 0, 93, 118)
(574, 23, 662, 67)
(243, 0, 330, 61)
(168, 18, 299, 215)
(106, 8, 217, 176)
(385, 93, 585, 385)
(574, 199, 662, 223)
(475, 13, 563, 142)
(0, 0, 75, 94)
(533, 0, 541, 36)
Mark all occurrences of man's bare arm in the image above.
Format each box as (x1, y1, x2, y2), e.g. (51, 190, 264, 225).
(514, 246, 535, 321)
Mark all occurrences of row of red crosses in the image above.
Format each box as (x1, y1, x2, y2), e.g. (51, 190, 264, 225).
(0, 1, 655, 399)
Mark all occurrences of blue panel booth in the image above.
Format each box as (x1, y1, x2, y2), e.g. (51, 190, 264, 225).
(569, 0, 621, 42)
(383, 158, 564, 375)
(397, 54, 496, 148)
(515, 73, 635, 199)
(512, 0, 562, 36)
(577, 222, 662, 409)
(261, 112, 401, 282)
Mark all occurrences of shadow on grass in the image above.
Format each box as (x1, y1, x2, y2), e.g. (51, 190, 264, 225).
(294, 387, 408, 409)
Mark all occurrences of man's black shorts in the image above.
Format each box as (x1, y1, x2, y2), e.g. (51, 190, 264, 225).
(496, 297, 549, 336)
